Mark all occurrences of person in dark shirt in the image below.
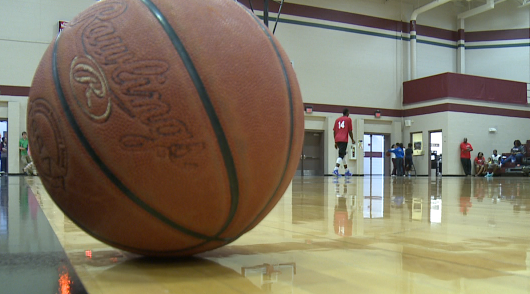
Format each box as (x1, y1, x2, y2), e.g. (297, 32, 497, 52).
(501, 140, 526, 165)
(405, 143, 413, 176)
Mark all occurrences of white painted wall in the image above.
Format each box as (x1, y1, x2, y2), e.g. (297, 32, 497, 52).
(403, 112, 449, 176)
(0, 0, 96, 86)
(416, 43, 457, 79)
(275, 20, 404, 110)
(466, 47, 530, 83)
(465, 0, 530, 31)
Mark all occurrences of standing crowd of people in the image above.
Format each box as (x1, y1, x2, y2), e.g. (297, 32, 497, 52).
(387, 143, 414, 177)
(0, 131, 38, 176)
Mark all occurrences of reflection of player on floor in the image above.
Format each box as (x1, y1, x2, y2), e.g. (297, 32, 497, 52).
(333, 108, 355, 176)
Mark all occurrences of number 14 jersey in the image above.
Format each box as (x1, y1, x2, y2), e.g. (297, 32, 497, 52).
(333, 116, 352, 143)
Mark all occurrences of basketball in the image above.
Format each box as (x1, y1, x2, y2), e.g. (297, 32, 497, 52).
(27, 0, 304, 256)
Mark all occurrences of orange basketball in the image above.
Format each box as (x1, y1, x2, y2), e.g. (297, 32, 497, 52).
(28, 0, 304, 256)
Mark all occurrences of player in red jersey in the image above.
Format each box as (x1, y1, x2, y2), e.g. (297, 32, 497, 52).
(333, 108, 355, 176)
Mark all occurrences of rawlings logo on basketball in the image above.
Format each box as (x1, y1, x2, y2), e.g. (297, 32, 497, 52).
(68, 1, 204, 164)
(68, 0, 127, 27)
(70, 55, 111, 121)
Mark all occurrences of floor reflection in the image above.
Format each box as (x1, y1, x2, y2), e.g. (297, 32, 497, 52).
(0, 176, 86, 293)
(3, 175, 530, 293)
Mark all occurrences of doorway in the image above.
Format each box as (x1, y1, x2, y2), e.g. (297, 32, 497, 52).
(0, 121, 6, 174)
(429, 131, 443, 177)
(363, 134, 388, 175)
(296, 130, 324, 176)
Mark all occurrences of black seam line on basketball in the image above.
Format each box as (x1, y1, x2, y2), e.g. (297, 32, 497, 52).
(234, 7, 295, 239)
(139, 0, 239, 238)
(51, 34, 226, 243)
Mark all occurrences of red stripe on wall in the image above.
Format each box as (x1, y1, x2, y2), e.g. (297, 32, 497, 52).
(237, 1, 528, 43)
(305, 103, 402, 117)
(237, 0, 457, 41)
(467, 28, 530, 42)
(415, 25, 458, 41)
(402, 103, 530, 119)
(458, 29, 465, 41)
(307, 102, 530, 119)
(364, 152, 384, 158)
(0, 85, 30, 97)
(240, 1, 400, 31)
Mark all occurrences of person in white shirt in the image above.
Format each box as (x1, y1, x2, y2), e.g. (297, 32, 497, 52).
(389, 144, 397, 176)
(485, 149, 501, 177)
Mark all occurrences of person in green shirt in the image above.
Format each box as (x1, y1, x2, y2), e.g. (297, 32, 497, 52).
(19, 131, 36, 175)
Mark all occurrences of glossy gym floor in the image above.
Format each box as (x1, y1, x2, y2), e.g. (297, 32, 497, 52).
(2, 175, 530, 293)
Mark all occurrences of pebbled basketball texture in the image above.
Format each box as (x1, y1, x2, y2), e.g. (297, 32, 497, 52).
(28, 0, 304, 256)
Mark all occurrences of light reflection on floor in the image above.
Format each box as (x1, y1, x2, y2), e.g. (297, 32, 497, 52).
(3, 175, 530, 293)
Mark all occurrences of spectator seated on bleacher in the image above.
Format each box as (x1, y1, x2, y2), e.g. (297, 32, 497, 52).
(474, 152, 487, 176)
(484, 149, 501, 177)
(501, 140, 526, 166)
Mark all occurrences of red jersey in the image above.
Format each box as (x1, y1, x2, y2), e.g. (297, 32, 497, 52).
(460, 142, 473, 159)
(333, 116, 352, 143)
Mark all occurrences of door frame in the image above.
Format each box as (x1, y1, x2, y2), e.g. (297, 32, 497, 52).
(298, 129, 325, 176)
(363, 133, 389, 176)
(428, 130, 442, 177)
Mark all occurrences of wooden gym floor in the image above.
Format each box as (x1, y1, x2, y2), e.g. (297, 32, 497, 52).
(2, 175, 530, 293)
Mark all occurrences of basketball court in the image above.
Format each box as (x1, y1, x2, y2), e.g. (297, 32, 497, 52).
(2, 0, 530, 292)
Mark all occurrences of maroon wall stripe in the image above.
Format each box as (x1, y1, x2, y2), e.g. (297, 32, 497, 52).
(240, 1, 400, 31)
(237, 1, 528, 43)
(305, 103, 402, 117)
(467, 28, 530, 42)
(0, 85, 30, 97)
(307, 102, 530, 119)
(415, 25, 458, 41)
(458, 29, 465, 41)
(445, 104, 530, 119)
(364, 152, 384, 158)
(237, 1, 458, 41)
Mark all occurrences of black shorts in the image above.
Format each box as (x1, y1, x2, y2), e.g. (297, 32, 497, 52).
(337, 142, 348, 159)
(405, 157, 413, 167)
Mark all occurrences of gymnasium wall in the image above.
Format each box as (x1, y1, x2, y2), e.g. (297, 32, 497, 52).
(0, 0, 96, 86)
(464, 1, 530, 82)
(273, 13, 405, 110)
(1, 0, 530, 176)
(465, 0, 530, 31)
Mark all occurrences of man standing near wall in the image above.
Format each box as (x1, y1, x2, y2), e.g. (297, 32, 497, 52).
(460, 138, 473, 176)
(333, 108, 355, 176)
